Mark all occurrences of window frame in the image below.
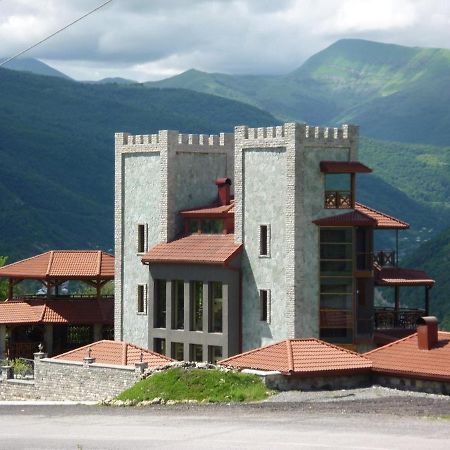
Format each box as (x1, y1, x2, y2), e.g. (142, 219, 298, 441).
(259, 289, 271, 323)
(137, 284, 147, 315)
(137, 223, 148, 254)
(259, 224, 271, 258)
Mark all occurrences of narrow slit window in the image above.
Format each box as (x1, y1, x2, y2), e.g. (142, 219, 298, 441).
(137, 284, 147, 314)
(137, 224, 146, 253)
(260, 289, 270, 322)
(259, 225, 270, 257)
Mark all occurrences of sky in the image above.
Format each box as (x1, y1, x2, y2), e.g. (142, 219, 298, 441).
(1, 0, 450, 81)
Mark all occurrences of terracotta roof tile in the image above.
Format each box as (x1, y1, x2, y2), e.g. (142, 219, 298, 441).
(52, 340, 173, 367)
(366, 332, 450, 382)
(0, 299, 113, 325)
(142, 234, 242, 265)
(320, 161, 372, 173)
(375, 267, 435, 286)
(312, 203, 409, 229)
(0, 251, 115, 280)
(219, 339, 372, 375)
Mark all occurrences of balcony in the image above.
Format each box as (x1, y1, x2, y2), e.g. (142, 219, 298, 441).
(356, 250, 396, 272)
(374, 307, 425, 330)
(324, 191, 352, 209)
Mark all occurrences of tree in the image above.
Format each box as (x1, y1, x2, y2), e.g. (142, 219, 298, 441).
(0, 256, 7, 300)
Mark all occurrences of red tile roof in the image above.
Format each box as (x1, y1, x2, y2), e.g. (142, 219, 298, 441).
(142, 234, 242, 265)
(366, 331, 450, 382)
(375, 267, 435, 286)
(52, 340, 173, 367)
(219, 339, 372, 375)
(320, 161, 372, 173)
(180, 201, 234, 218)
(0, 298, 113, 325)
(0, 251, 114, 280)
(312, 203, 409, 229)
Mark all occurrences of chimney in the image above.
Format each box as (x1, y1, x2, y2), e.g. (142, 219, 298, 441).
(216, 178, 231, 206)
(416, 316, 438, 350)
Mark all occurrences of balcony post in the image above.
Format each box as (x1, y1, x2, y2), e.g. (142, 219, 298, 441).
(394, 286, 400, 327)
(425, 287, 430, 316)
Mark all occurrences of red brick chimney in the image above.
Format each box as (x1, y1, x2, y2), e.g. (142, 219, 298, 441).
(416, 316, 438, 350)
(216, 178, 231, 206)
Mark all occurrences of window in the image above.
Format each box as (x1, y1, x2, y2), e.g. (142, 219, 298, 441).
(319, 228, 354, 344)
(137, 224, 147, 253)
(137, 284, 147, 314)
(67, 325, 92, 346)
(208, 345, 222, 364)
(172, 280, 184, 329)
(201, 219, 224, 234)
(188, 219, 200, 234)
(171, 342, 184, 361)
(209, 282, 223, 333)
(324, 174, 353, 209)
(154, 338, 166, 356)
(259, 289, 270, 323)
(190, 344, 203, 362)
(259, 224, 270, 257)
(190, 281, 203, 331)
(154, 279, 166, 328)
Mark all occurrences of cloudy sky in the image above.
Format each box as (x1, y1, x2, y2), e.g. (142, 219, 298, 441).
(1, 0, 450, 81)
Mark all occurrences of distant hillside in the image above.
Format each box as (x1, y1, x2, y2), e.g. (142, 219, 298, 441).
(0, 67, 276, 260)
(147, 39, 450, 146)
(402, 226, 450, 330)
(88, 77, 137, 85)
(0, 57, 70, 79)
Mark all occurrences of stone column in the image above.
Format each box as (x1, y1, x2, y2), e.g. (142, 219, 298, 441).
(93, 324, 103, 342)
(43, 324, 53, 356)
(0, 325, 6, 361)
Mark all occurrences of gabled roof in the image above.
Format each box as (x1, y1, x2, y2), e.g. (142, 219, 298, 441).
(0, 298, 113, 325)
(320, 161, 372, 173)
(142, 234, 242, 266)
(366, 331, 450, 382)
(180, 201, 234, 218)
(0, 251, 115, 280)
(375, 267, 435, 286)
(52, 340, 173, 367)
(312, 203, 409, 229)
(219, 339, 372, 376)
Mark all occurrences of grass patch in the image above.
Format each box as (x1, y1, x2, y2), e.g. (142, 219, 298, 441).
(116, 368, 271, 403)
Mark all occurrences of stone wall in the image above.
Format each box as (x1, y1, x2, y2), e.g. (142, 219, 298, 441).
(374, 374, 450, 396)
(0, 357, 145, 401)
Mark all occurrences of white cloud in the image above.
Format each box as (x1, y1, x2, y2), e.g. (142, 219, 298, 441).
(1, 0, 450, 81)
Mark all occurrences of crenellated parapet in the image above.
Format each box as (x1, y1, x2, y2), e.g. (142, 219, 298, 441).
(235, 123, 358, 146)
(115, 130, 233, 151)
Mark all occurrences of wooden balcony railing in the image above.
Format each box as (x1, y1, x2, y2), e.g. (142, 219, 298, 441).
(374, 307, 425, 330)
(373, 250, 396, 267)
(324, 191, 352, 209)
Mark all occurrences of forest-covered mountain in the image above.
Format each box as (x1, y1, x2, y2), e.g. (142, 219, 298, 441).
(0, 67, 276, 260)
(147, 39, 450, 146)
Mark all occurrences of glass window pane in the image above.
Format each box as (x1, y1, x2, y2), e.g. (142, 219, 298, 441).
(320, 243, 352, 259)
(208, 345, 222, 364)
(191, 281, 203, 331)
(154, 338, 166, 355)
(320, 260, 353, 275)
(190, 344, 203, 362)
(172, 280, 184, 329)
(320, 228, 352, 243)
(171, 342, 184, 361)
(188, 220, 199, 234)
(209, 282, 223, 333)
(154, 280, 166, 328)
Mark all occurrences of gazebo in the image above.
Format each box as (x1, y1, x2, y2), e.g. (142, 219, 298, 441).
(0, 250, 114, 359)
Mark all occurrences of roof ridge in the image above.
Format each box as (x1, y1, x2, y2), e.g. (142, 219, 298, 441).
(286, 340, 294, 372)
(365, 333, 419, 355)
(355, 202, 409, 227)
(311, 338, 371, 360)
(219, 340, 287, 364)
(45, 251, 55, 277)
(96, 251, 102, 277)
(127, 342, 173, 361)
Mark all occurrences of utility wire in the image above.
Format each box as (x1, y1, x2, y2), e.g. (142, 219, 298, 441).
(0, 0, 113, 67)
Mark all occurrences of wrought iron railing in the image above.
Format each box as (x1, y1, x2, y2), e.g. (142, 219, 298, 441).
(324, 191, 352, 209)
(374, 307, 425, 330)
(373, 250, 396, 267)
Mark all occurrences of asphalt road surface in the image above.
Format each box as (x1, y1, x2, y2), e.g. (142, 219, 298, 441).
(0, 401, 449, 450)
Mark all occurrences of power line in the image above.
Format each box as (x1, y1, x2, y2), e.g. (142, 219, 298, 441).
(0, 0, 113, 67)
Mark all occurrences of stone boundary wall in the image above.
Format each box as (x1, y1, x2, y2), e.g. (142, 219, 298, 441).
(374, 374, 450, 396)
(1, 355, 146, 401)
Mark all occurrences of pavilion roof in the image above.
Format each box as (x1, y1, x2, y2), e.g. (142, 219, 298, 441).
(0, 250, 114, 280)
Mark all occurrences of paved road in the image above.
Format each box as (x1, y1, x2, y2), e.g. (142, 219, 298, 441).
(0, 403, 449, 449)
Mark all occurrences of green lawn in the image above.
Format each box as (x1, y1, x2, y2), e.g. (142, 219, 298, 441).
(116, 368, 271, 403)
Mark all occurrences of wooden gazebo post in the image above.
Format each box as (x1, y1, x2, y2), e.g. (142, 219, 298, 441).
(394, 286, 400, 327)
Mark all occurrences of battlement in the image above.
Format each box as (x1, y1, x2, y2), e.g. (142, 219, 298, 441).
(116, 130, 233, 147)
(236, 123, 357, 142)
